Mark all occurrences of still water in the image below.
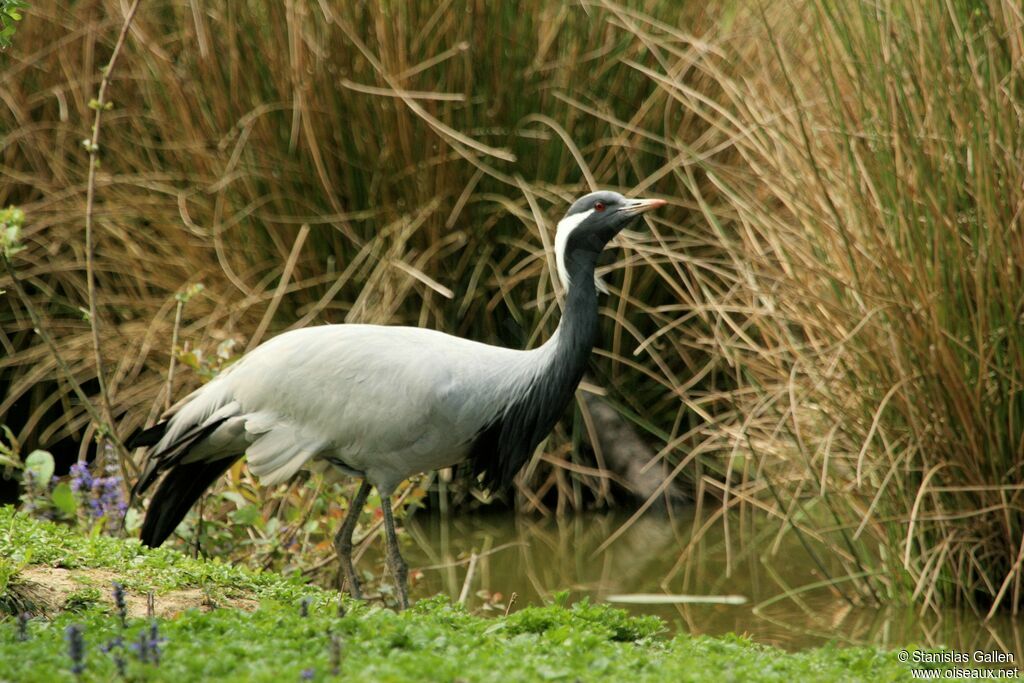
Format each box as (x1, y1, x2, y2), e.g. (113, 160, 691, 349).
(362, 508, 1021, 654)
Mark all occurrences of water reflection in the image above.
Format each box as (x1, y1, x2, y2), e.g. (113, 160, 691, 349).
(375, 508, 1022, 653)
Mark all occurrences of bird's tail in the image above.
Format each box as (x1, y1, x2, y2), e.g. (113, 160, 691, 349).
(137, 456, 239, 547)
(130, 415, 239, 547)
(125, 422, 168, 450)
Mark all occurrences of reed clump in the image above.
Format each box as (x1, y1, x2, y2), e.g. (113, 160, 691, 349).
(636, 0, 1024, 615)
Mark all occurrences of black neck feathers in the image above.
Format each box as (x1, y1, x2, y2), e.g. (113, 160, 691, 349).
(469, 243, 601, 492)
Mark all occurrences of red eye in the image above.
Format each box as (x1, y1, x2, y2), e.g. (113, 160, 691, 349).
(594, 201, 606, 212)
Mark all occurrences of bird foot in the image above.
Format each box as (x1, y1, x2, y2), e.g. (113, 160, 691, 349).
(337, 563, 363, 600)
(387, 549, 410, 610)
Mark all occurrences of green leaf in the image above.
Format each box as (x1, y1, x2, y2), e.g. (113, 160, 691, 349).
(232, 504, 261, 526)
(219, 490, 247, 507)
(50, 482, 76, 516)
(0, 425, 17, 459)
(23, 449, 54, 486)
(178, 350, 200, 370)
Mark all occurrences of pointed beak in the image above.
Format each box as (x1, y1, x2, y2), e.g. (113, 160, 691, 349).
(620, 197, 668, 215)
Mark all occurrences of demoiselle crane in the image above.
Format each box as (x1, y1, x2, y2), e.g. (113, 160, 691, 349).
(129, 190, 666, 609)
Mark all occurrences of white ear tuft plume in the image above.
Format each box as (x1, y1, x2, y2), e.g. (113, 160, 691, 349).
(554, 209, 610, 294)
(554, 209, 592, 290)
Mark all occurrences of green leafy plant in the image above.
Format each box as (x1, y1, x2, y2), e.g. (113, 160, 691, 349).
(0, 1, 26, 49)
(0, 509, 924, 682)
(16, 448, 81, 522)
(0, 205, 25, 258)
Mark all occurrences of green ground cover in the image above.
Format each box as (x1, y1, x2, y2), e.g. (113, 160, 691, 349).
(0, 508, 926, 682)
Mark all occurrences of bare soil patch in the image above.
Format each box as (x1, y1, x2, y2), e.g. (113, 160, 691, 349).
(3, 566, 259, 618)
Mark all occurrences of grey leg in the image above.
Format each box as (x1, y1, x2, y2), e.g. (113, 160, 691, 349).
(334, 480, 372, 599)
(380, 494, 410, 610)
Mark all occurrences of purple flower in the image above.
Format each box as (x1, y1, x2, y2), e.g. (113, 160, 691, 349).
(16, 613, 29, 641)
(129, 620, 166, 665)
(131, 629, 150, 663)
(69, 460, 127, 532)
(69, 462, 92, 493)
(300, 668, 315, 681)
(66, 624, 85, 677)
(300, 597, 311, 618)
(112, 582, 127, 627)
(101, 635, 127, 676)
(148, 620, 165, 665)
(99, 636, 122, 654)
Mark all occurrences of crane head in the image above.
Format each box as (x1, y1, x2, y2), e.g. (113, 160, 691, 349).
(554, 190, 666, 292)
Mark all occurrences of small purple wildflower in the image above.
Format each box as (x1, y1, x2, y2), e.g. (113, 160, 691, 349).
(148, 620, 165, 665)
(300, 668, 315, 681)
(112, 582, 127, 627)
(100, 635, 122, 654)
(69, 462, 92, 493)
(16, 613, 29, 641)
(300, 597, 311, 618)
(100, 635, 127, 675)
(19, 470, 52, 519)
(66, 624, 85, 678)
(131, 628, 149, 663)
(70, 459, 127, 533)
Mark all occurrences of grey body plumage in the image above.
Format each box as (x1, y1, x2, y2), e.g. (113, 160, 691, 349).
(130, 190, 666, 609)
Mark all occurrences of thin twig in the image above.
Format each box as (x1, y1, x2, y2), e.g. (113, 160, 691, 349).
(82, 0, 143, 456)
(457, 552, 479, 606)
(503, 592, 518, 617)
(165, 297, 184, 413)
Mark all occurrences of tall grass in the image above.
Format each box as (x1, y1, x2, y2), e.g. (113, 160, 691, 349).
(637, 0, 1024, 615)
(3, 0, 1023, 615)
